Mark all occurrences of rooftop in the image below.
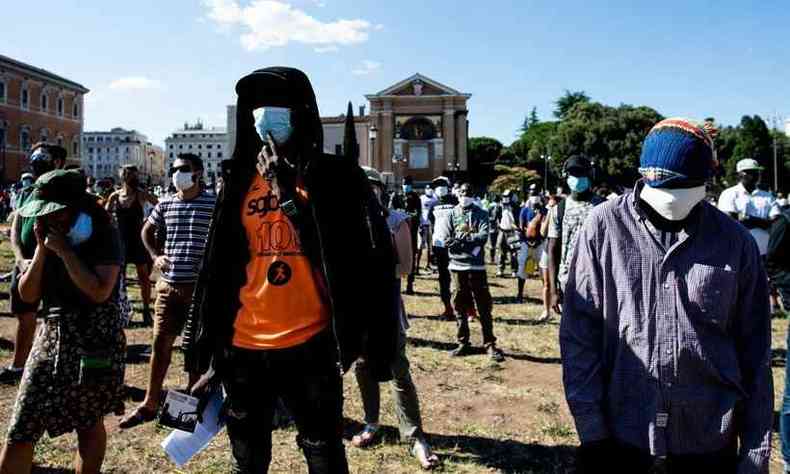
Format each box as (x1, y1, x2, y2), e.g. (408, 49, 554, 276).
(0, 54, 89, 93)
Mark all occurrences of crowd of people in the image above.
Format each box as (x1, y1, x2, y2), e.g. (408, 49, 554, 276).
(0, 68, 786, 474)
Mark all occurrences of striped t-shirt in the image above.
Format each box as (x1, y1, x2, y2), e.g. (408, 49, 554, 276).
(147, 191, 215, 284)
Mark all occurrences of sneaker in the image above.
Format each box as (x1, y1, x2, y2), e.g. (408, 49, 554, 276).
(537, 311, 551, 322)
(451, 344, 473, 357)
(496, 271, 504, 277)
(0, 367, 23, 384)
(487, 346, 505, 362)
(511, 272, 518, 279)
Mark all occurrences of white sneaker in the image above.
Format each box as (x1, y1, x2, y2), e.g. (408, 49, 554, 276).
(537, 311, 550, 322)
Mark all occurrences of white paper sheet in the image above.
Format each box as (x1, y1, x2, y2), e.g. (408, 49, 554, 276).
(161, 391, 225, 467)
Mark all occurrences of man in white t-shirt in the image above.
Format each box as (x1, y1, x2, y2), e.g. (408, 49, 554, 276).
(418, 186, 438, 272)
(718, 158, 781, 255)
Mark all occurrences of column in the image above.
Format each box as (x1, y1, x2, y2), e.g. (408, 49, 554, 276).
(443, 107, 456, 174)
(456, 111, 469, 171)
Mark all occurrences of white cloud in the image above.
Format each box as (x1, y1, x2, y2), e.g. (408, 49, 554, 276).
(314, 45, 339, 53)
(203, 0, 375, 51)
(352, 60, 381, 76)
(108, 77, 162, 91)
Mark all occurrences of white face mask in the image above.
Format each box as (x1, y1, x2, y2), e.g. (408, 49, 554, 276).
(435, 186, 449, 198)
(460, 196, 474, 207)
(640, 184, 706, 221)
(425, 188, 434, 197)
(172, 170, 195, 192)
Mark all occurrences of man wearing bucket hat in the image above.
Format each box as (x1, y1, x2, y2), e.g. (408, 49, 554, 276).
(0, 169, 125, 473)
(1, 144, 68, 385)
(718, 158, 781, 256)
(561, 118, 772, 473)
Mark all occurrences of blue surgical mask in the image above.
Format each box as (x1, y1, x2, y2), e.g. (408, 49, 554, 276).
(567, 176, 591, 193)
(252, 107, 293, 146)
(67, 213, 93, 246)
(403, 185, 413, 193)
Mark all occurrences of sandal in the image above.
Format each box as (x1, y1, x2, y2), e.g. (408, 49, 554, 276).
(119, 405, 158, 430)
(412, 439, 440, 470)
(351, 424, 380, 448)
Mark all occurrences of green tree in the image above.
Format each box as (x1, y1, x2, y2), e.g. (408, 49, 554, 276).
(554, 90, 590, 119)
(342, 101, 359, 163)
(489, 165, 540, 195)
(550, 101, 663, 186)
(519, 115, 530, 134)
(468, 137, 504, 187)
(529, 107, 539, 127)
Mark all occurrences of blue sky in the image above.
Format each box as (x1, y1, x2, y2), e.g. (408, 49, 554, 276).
(3, 0, 789, 147)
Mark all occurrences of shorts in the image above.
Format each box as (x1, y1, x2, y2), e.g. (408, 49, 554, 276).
(153, 280, 196, 337)
(539, 248, 549, 270)
(10, 266, 39, 315)
(517, 242, 544, 280)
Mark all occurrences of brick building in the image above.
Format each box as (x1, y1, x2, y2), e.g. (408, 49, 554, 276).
(0, 54, 88, 182)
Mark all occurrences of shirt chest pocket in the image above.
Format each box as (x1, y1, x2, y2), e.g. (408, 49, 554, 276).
(683, 264, 737, 331)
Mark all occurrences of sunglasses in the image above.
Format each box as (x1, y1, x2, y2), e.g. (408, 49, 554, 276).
(169, 165, 193, 175)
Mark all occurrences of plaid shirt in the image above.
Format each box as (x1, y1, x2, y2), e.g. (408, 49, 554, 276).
(560, 183, 772, 473)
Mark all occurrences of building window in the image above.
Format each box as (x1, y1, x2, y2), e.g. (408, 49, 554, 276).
(217, 152, 223, 158)
(335, 144, 342, 156)
(21, 87, 29, 109)
(169, 144, 173, 149)
(88, 147, 94, 153)
(198, 144, 202, 149)
(207, 144, 213, 149)
(178, 144, 183, 149)
(20, 129, 31, 152)
(0, 80, 5, 103)
(41, 93, 48, 111)
(188, 144, 192, 149)
(208, 152, 212, 158)
(0, 127, 6, 150)
(169, 152, 174, 158)
(72, 140, 79, 156)
(57, 136, 64, 147)
(57, 97, 64, 116)
(73, 102, 79, 118)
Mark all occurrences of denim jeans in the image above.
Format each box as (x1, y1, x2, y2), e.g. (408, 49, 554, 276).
(354, 326, 423, 441)
(222, 330, 349, 474)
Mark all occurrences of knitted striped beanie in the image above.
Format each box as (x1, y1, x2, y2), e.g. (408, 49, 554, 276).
(639, 118, 715, 188)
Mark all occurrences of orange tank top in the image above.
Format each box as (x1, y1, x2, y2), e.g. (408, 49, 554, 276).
(232, 173, 330, 350)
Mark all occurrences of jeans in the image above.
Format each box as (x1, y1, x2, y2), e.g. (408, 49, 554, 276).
(452, 270, 496, 347)
(576, 439, 738, 474)
(496, 230, 517, 273)
(433, 246, 452, 307)
(222, 330, 349, 474)
(354, 327, 423, 441)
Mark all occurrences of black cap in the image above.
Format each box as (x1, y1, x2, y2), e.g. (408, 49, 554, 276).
(564, 155, 592, 175)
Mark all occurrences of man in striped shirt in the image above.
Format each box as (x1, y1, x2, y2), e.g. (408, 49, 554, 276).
(120, 153, 215, 429)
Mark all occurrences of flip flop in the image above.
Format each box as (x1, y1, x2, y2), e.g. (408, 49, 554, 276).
(412, 439, 440, 470)
(118, 406, 158, 430)
(351, 424, 380, 448)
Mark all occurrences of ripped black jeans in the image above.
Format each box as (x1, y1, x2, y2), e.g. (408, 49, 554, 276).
(222, 330, 349, 474)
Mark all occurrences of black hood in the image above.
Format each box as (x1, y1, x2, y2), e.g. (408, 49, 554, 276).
(232, 67, 324, 171)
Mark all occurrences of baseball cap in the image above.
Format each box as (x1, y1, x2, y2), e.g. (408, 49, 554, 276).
(564, 156, 592, 176)
(736, 159, 764, 173)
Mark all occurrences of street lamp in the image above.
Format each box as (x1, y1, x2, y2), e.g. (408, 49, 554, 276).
(542, 154, 551, 193)
(369, 125, 378, 167)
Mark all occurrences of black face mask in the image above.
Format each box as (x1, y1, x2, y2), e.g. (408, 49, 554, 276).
(32, 160, 54, 177)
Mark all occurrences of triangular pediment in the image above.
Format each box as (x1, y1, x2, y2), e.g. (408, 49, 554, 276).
(370, 73, 467, 97)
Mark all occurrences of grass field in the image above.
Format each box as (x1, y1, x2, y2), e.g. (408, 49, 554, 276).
(0, 238, 784, 473)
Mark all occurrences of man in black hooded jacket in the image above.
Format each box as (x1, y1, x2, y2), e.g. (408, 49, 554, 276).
(183, 67, 397, 474)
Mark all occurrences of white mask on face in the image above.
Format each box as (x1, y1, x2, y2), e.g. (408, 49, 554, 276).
(435, 186, 449, 198)
(639, 184, 706, 221)
(461, 196, 474, 207)
(172, 170, 194, 191)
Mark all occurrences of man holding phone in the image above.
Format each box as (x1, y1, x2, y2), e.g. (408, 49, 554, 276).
(119, 153, 215, 429)
(184, 67, 397, 473)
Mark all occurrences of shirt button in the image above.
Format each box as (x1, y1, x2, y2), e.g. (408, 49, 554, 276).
(663, 283, 670, 289)
(666, 349, 672, 355)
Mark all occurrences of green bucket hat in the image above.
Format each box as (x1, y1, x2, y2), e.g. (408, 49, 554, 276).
(17, 170, 88, 218)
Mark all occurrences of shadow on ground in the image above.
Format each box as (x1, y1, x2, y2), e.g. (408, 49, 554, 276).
(772, 348, 786, 367)
(342, 419, 575, 473)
